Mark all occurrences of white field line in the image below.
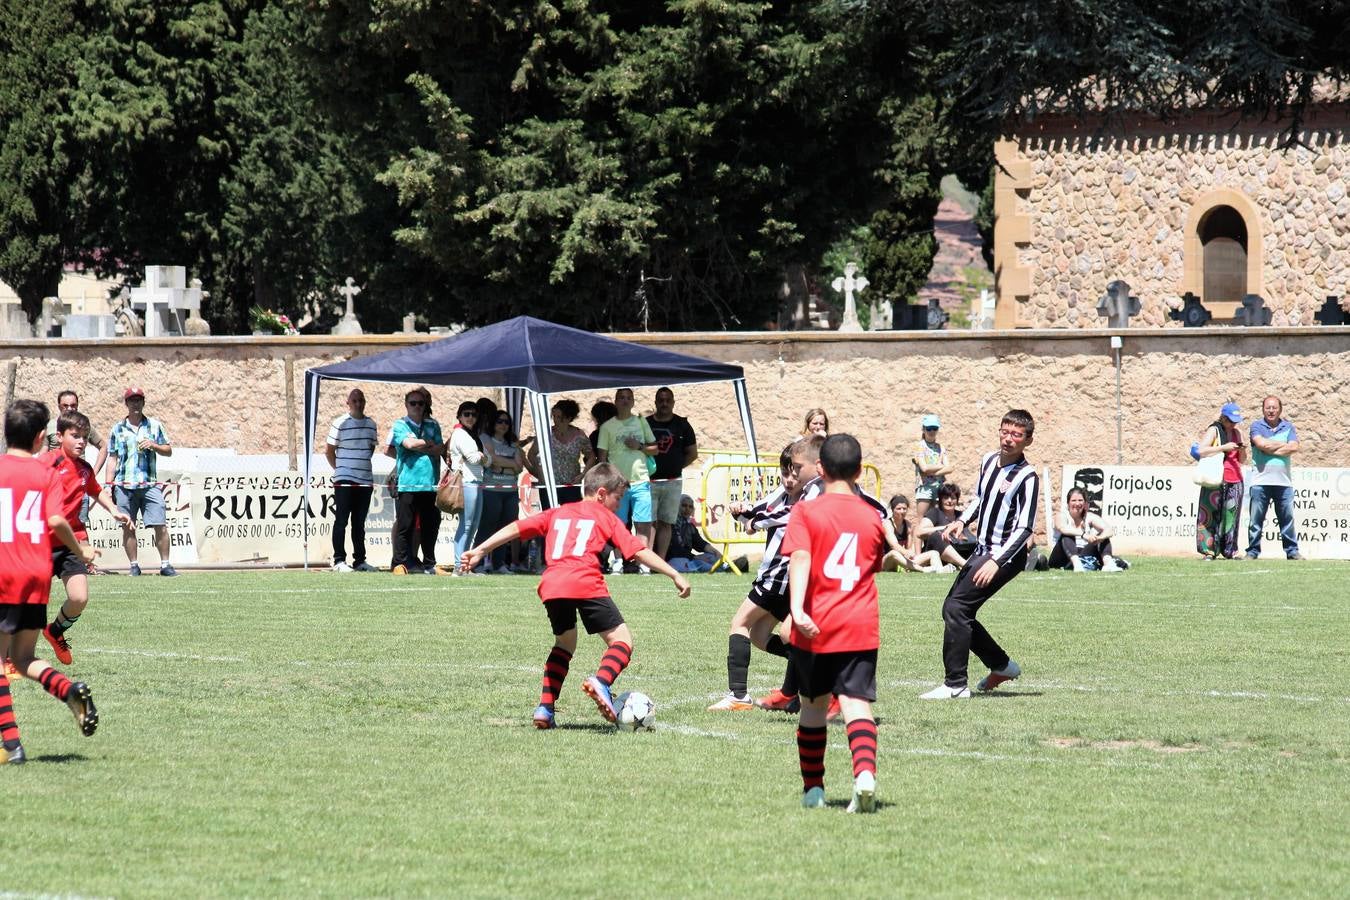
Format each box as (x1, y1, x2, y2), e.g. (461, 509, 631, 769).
(1009, 596, 1333, 612)
(882, 678, 1344, 704)
(80, 647, 246, 663)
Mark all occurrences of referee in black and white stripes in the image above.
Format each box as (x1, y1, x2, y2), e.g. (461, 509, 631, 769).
(921, 409, 1039, 700)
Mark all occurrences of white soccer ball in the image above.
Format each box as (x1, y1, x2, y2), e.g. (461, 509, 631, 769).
(615, 691, 656, 731)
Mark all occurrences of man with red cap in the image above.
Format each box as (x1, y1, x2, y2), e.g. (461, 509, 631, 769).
(107, 387, 175, 576)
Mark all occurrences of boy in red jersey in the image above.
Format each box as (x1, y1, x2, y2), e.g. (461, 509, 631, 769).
(40, 410, 132, 664)
(0, 400, 100, 765)
(460, 463, 691, 727)
(783, 434, 886, 813)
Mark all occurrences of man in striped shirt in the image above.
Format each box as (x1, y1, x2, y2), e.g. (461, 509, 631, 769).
(921, 409, 1039, 700)
(326, 389, 380, 572)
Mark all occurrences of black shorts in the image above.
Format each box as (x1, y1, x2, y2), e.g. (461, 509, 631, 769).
(52, 547, 87, 580)
(545, 597, 625, 636)
(790, 647, 878, 702)
(747, 584, 789, 621)
(0, 603, 48, 635)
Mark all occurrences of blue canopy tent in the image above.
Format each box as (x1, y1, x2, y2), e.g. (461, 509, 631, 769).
(302, 316, 759, 568)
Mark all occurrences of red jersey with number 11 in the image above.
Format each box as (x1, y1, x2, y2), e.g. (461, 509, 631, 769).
(782, 492, 886, 653)
(0, 454, 62, 605)
(515, 499, 647, 601)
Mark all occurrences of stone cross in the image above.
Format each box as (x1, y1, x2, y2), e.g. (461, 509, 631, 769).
(1096, 279, 1141, 327)
(127, 265, 199, 337)
(401, 313, 418, 334)
(1239, 293, 1271, 327)
(332, 277, 364, 336)
(1313, 295, 1349, 326)
(830, 262, 867, 333)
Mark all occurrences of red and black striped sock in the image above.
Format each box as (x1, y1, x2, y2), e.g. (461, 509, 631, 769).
(0, 674, 20, 749)
(539, 646, 573, 708)
(37, 667, 72, 701)
(797, 725, 827, 791)
(846, 718, 878, 778)
(594, 641, 632, 687)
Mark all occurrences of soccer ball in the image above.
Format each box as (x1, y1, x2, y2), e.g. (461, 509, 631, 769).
(615, 691, 656, 731)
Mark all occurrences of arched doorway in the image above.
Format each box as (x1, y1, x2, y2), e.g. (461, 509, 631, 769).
(1199, 205, 1248, 303)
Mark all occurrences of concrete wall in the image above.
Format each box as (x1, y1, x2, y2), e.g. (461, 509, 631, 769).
(4, 328, 1346, 506)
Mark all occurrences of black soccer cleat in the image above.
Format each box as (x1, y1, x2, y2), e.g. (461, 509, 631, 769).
(2, 743, 25, 765)
(66, 682, 98, 737)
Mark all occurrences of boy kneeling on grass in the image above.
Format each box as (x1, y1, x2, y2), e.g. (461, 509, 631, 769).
(1, 400, 100, 765)
(460, 463, 691, 728)
(784, 434, 887, 813)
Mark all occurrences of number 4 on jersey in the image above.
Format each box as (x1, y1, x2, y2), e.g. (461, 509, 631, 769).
(823, 532, 861, 591)
(0, 489, 45, 544)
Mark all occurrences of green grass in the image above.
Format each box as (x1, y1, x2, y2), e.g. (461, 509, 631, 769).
(4, 559, 1348, 897)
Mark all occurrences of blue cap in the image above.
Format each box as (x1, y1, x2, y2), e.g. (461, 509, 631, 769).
(1220, 402, 1243, 424)
(922, 414, 941, 429)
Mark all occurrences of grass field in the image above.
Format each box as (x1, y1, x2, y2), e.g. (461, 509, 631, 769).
(3, 559, 1347, 898)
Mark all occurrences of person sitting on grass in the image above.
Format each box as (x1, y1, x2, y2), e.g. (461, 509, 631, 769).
(459, 463, 691, 728)
(1050, 487, 1123, 572)
(665, 495, 721, 573)
(40, 410, 132, 666)
(913, 482, 971, 571)
(881, 493, 945, 573)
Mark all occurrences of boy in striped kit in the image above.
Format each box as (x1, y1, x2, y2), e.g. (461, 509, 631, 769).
(921, 409, 1039, 700)
(784, 434, 886, 813)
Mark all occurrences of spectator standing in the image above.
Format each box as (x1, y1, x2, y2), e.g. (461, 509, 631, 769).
(587, 400, 617, 457)
(526, 398, 595, 509)
(478, 410, 525, 573)
(448, 399, 493, 572)
(390, 388, 445, 575)
(47, 391, 108, 476)
(597, 388, 658, 562)
(911, 414, 953, 521)
(1246, 396, 1303, 560)
(801, 408, 829, 437)
(325, 388, 379, 572)
(108, 387, 175, 576)
(1196, 402, 1247, 560)
(646, 387, 698, 560)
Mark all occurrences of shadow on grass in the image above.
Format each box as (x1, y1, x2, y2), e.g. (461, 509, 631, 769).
(976, 691, 1044, 698)
(32, 753, 89, 764)
(824, 798, 895, 811)
(556, 722, 620, 733)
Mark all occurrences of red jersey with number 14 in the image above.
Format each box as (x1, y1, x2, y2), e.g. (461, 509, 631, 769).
(0, 454, 62, 605)
(41, 449, 101, 540)
(516, 499, 647, 602)
(781, 492, 886, 653)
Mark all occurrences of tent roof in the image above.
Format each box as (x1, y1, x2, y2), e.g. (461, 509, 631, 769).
(309, 316, 743, 393)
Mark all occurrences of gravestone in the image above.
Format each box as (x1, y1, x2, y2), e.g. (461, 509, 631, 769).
(128, 265, 202, 337)
(1239, 293, 1272, 326)
(332, 277, 364, 336)
(401, 313, 419, 334)
(1096, 279, 1141, 327)
(1313, 295, 1349, 326)
(830, 262, 867, 333)
(1169, 291, 1212, 327)
(63, 314, 118, 338)
(39, 296, 71, 337)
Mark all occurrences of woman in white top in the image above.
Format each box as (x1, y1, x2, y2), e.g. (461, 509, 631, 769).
(449, 400, 496, 568)
(1050, 487, 1121, 571)
(476, 410, 526, 572)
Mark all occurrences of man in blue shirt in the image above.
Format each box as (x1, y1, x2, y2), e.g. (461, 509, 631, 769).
(1246, 395, 1303, 560)
(390, 388, 444, 574)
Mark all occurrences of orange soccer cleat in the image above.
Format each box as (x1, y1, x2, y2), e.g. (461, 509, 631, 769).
(43, 625, 73, 665)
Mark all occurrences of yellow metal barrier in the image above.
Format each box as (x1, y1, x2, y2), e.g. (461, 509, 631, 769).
(698, 461, 883, 575)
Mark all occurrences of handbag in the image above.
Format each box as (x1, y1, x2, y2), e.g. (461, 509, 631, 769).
(436, 468, 465, 514)
(1193, 450, 1223, 488)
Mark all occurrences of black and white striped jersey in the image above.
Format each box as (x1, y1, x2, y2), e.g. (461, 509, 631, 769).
(958, 450, 1039, 565)
(735, 487, 793, 593)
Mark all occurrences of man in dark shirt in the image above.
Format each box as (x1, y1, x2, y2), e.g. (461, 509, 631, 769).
(646, 387, 698, 560)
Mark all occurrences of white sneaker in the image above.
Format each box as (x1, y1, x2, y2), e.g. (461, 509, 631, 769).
(637, 563, 652, 576)
(939, 564, 957, 574)
(609, 557, 624, 575)
(977, 659, 1021, 692)
(919, 684, 971, 700)
(1102, 557, 1122, 572)
(847, 770, 876, 814)
(332, 561, 353, 573)
(1071, 557, 1086, 572)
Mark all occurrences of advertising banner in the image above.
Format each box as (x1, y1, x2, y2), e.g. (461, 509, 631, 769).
(1059, 465, 1350, 559)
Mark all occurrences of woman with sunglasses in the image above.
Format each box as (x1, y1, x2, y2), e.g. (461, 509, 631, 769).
(448, 400, 498, 572)
(477, 411, 525, 573)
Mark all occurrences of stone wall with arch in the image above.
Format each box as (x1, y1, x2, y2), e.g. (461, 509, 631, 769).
(993, 105, 1350, 328)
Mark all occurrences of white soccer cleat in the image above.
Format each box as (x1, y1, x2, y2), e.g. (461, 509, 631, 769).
(847, 770, 876, 814)
(801, 786, 826, 809)
(919, 684, 971, 700)
(976, 659, 1021, 693)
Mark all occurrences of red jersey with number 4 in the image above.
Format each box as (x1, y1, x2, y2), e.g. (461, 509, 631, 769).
(0, 454, 62, 605)
(782, 492, 886, 653)
(516, 499, 647, 601)
(41, 450, 100, 540)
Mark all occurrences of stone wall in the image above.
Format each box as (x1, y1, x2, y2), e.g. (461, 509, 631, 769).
(4, 329, 1346, 508)
(994, 105, 1350, 329)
